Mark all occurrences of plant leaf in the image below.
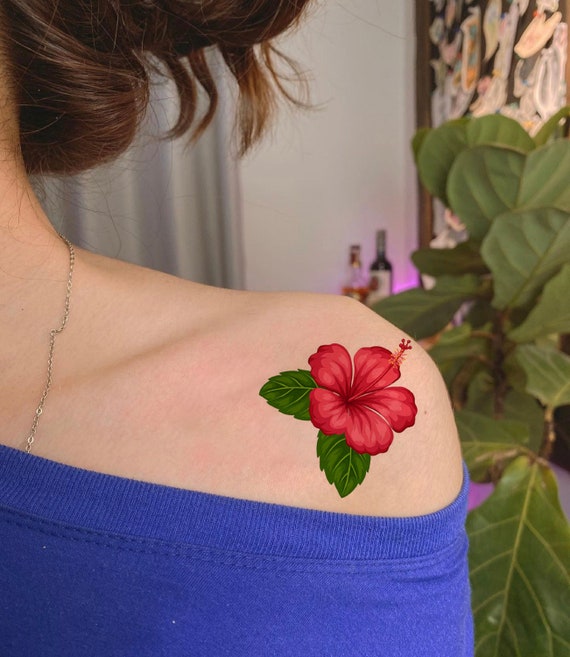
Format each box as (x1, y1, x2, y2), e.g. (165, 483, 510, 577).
(466, 114, 536, 153)
(411, 126, 430, 163)
(259, 370, 316, 420)
(428, 324, 490, 390)
(371, 275, 482, 340)
(447, 138, 570, 243)
(447, 145, 526, 241)
(464, 372, 544, 456)
(456, 410, 530, 482)
(509, 345, 570, 409)
(468, 458, 570, 657)
(481, 208, 570, 309)
(501, 392, 544, 455)
(416, 119, 469, 205)
(533, 105, 570, 146)
(412, 240, 489, 277)
(464, 371, 495, 413)
(465, 299, 496, 329)
(316, 431, 371, 498)
(509, 264, 570, 342)
(429, 323, 490, 361)
(518, 140, 570, 211)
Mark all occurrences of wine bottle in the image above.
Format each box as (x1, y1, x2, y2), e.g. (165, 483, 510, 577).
(342, 244, 369, 303)
(367, 230, 392, 306)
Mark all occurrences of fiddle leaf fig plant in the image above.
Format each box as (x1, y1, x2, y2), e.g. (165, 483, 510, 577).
(373, 113, 570, 657)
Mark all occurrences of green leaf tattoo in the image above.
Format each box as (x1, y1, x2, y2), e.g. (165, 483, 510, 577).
(259, 369, 316, 421)
(317, 432, 371, 498)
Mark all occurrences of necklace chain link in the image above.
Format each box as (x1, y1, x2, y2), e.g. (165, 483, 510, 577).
(25, 234, 75, 454)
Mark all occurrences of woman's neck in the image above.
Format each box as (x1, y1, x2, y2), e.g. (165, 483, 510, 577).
(0, 63, 64, 282)
(0, 149, 65, 286)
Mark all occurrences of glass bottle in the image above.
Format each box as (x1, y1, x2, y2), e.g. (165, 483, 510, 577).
(367, 230, 392, 306)
(342, 245, 369, 303)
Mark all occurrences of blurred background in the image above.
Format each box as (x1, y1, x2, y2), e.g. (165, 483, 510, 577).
(41, 1, 418, 297)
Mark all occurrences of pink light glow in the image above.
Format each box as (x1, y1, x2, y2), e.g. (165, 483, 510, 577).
(392, 275, 420, 295)
(468, 482, 494, 511)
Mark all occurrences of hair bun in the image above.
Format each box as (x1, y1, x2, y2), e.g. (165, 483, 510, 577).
(3, 0, 313, 175)
(137, 0, 310, 52)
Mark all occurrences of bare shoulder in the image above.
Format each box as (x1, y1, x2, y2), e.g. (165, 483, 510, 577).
(130, 282, 463, 517)
(25, 250, 463, 519)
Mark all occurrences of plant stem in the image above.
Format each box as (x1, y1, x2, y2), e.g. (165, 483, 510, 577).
(492, 312, 508, 418)
(471, 330, 495, 341)
(451, 357, 484, 410)
(539, 406, 557, 460)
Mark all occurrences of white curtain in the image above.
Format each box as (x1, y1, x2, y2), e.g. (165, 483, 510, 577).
(40, 69, 245, 290)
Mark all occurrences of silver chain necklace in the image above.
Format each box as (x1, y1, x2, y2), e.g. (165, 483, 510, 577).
(25, 234, 75, 454)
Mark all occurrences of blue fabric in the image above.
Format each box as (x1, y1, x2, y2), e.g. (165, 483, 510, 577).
(0, 445, 473, 656)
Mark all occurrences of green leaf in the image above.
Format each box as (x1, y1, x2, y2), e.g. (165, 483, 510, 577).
(518, 140, 570, 212)
(446, 138, 570, 243)
(464, 370, 495, 412)
(481, 208, 570, 309)
(510, 345, 570, 409)
(447, 145, 526, 241)
(412, 240, 489, 277)
(411, 127, 430, 163)
(430, 323, 489, 361)
(509, 265, 570, 342)
(428, 324, 490, 390)
(259, 370, 316, 420)
(456, 410, 530, 482)
(416, 119, 469, 205)
(316, 431, 371, 498)
(501, 392, 544, 455)
(466, 114, 536, 153)
(468, 458, 570, 657)
(533, 105, 570, 146)
(464, 372, 544, 455)
(465, 299, 496, 329)
(371, 275, 482, 340)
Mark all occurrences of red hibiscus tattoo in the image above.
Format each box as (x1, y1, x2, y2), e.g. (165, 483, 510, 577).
(308, 340, 417, 455)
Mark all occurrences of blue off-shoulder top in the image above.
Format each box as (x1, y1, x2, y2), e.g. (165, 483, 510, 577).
(0, 444, 473, 656)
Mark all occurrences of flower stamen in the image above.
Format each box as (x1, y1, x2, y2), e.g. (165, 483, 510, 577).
(389, 339, 413, 368)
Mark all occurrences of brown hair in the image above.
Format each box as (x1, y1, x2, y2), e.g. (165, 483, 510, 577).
(0, 0, 313, 176)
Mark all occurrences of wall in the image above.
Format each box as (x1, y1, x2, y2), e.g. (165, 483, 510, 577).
(240, 0, 418, 295)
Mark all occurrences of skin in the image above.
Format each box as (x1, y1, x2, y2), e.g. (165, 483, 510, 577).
(0, 55, 463, 518)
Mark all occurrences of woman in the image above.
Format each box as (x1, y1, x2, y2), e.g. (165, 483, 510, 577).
(0, 1, 472, 655)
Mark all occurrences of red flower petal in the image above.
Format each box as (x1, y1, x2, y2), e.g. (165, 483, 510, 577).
(309, 388, 349, 435)
(309, 344, 353, 398)
(359, 387, 417, 432)
(345, 404, 395, 455)
(306, 341, 418, 458)
(350, 346, 400, 399)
